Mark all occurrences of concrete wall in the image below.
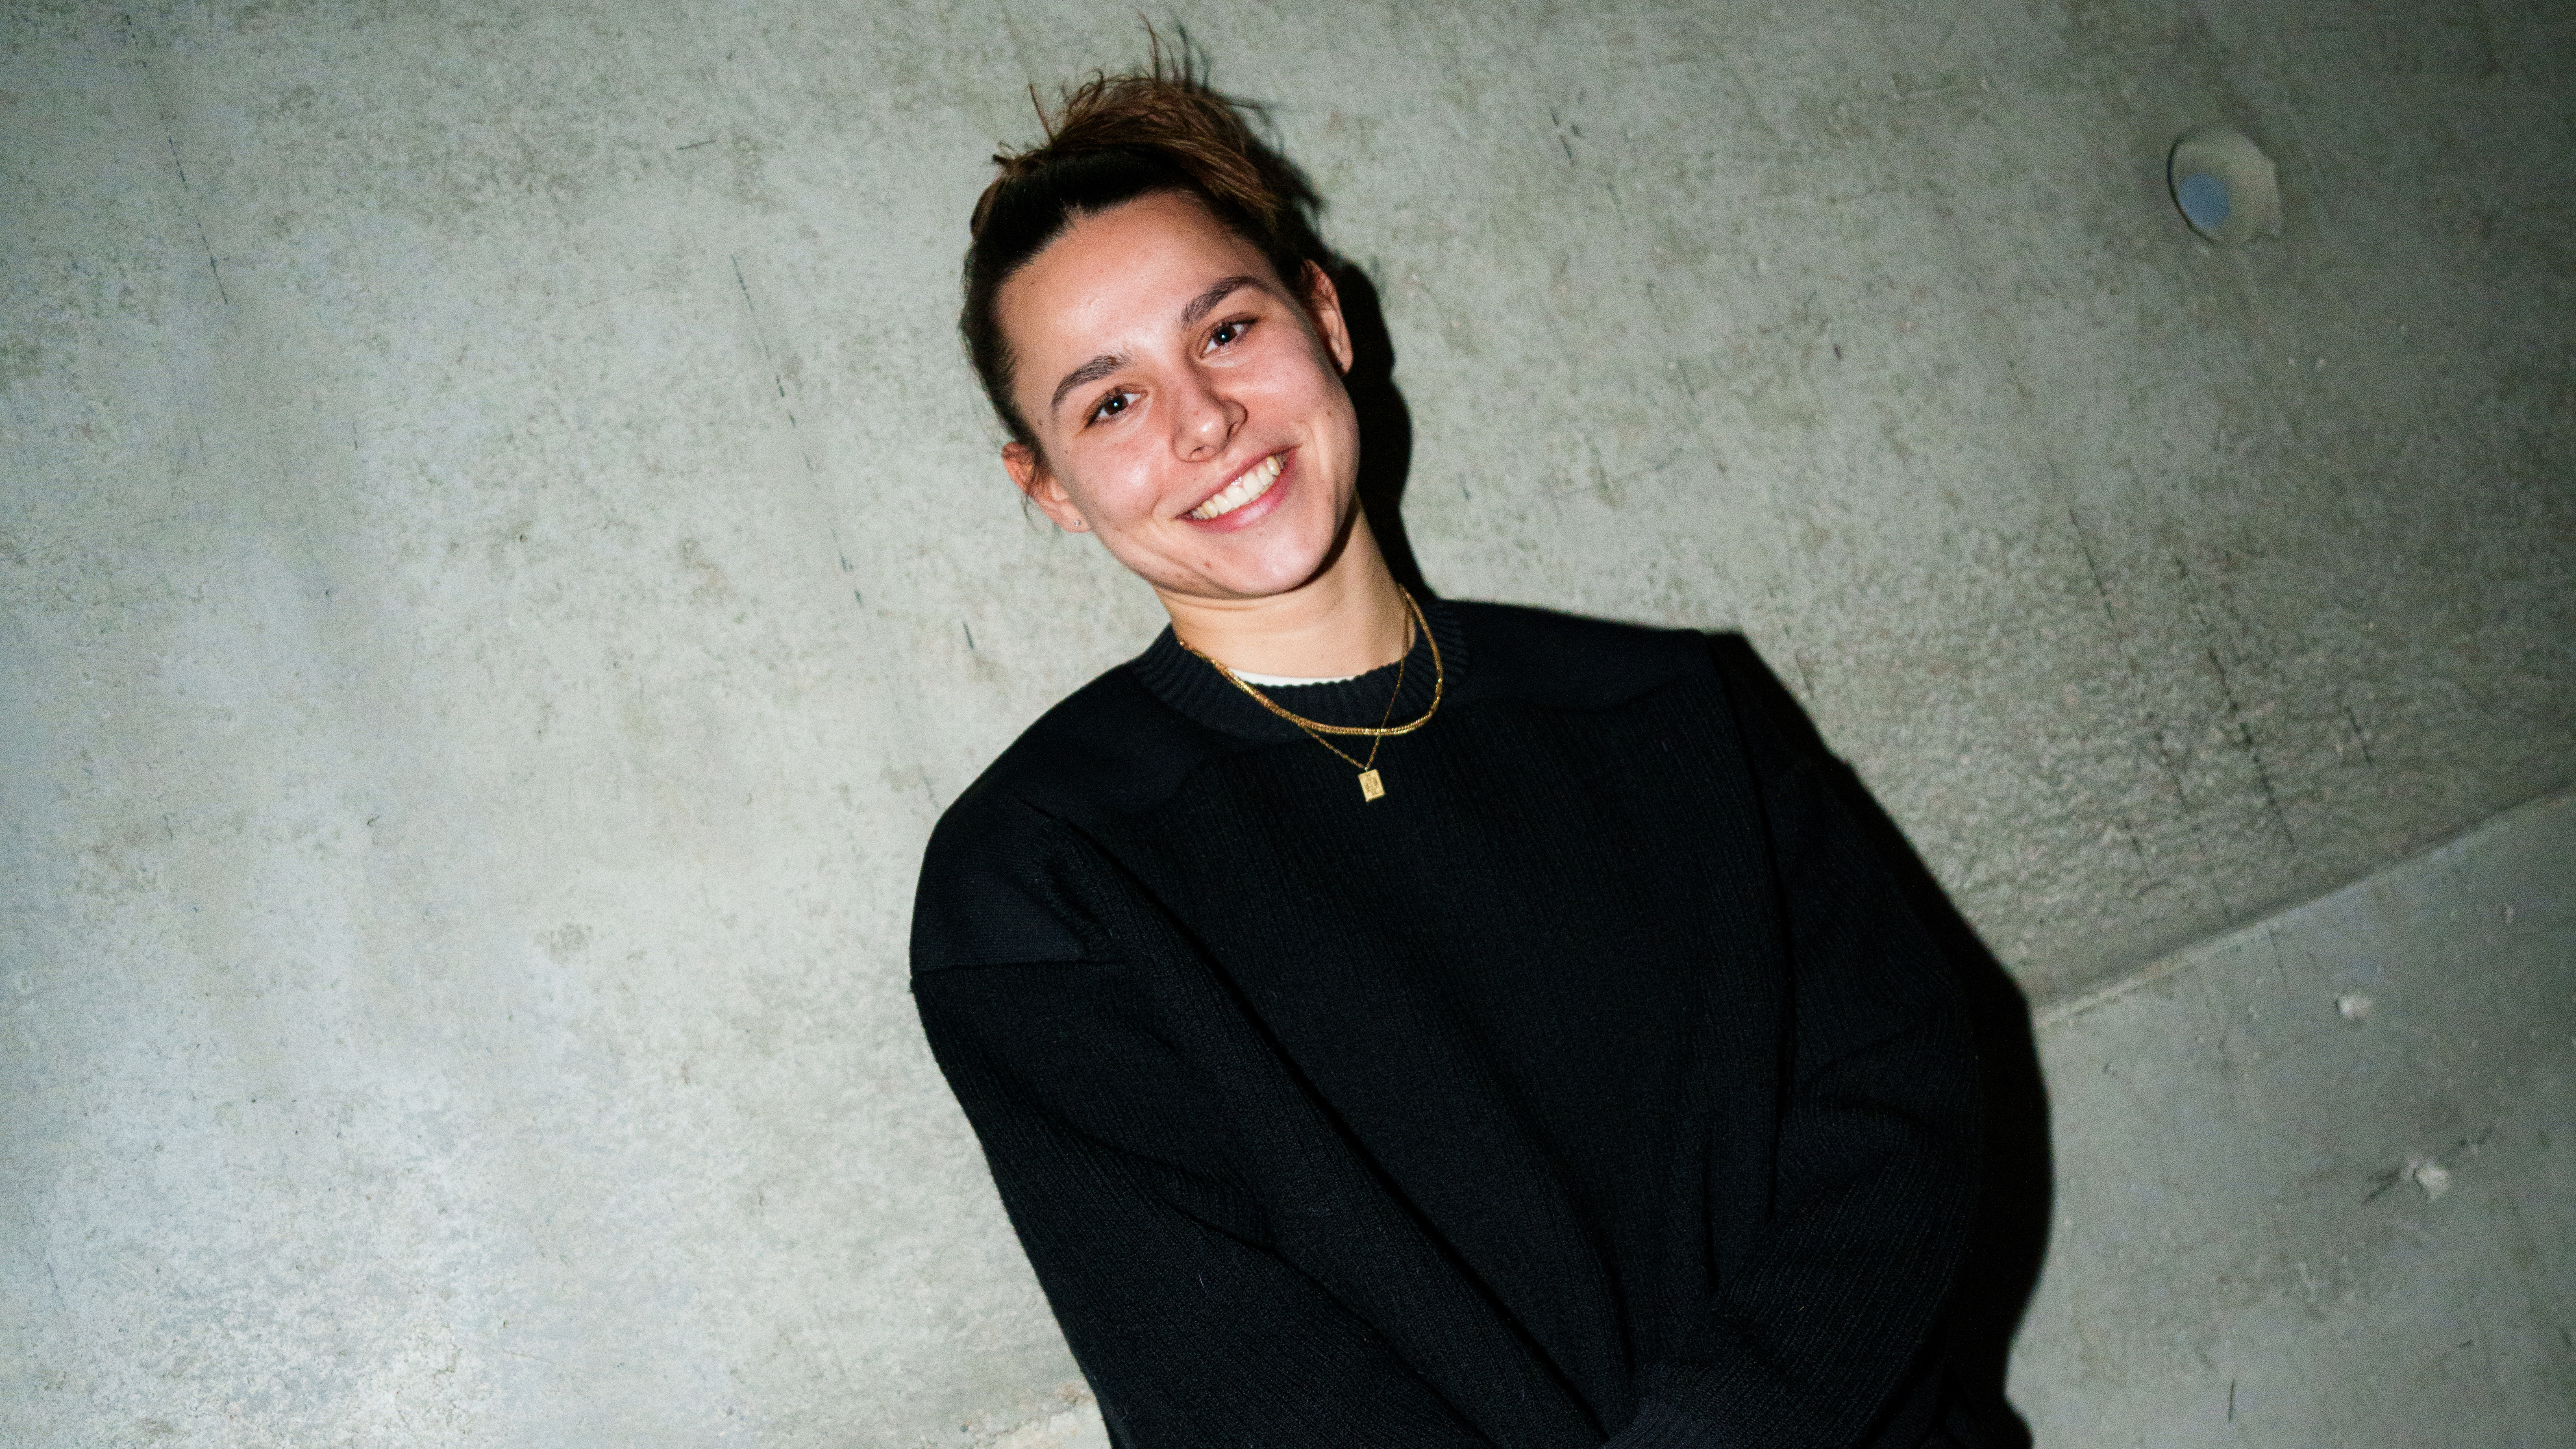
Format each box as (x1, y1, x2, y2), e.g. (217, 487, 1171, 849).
(2009, 790, 2575, 1447)
(3, 0, 2568, 1443)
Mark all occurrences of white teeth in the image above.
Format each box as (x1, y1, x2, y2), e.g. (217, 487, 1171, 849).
(1189, 453, 1283, 520)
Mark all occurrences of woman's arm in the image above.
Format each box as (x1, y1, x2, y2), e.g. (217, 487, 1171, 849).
(1603, 659, 1983, 1449)
(917, 955, 1528, 1449)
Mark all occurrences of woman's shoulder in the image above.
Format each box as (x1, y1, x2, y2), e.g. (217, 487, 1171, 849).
(1447, 598, 1714, 712)
(908, 690, 1123, 976)
(949, 651, 1238, 824)
(910, 656, 1237, 975)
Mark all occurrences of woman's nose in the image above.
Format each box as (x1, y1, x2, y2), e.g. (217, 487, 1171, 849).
(1172, 374, 1244, 460)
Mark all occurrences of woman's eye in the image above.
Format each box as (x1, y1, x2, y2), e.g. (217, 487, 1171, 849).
(1207, 318, 1253, 351)
(1088, 390, 1137, 425)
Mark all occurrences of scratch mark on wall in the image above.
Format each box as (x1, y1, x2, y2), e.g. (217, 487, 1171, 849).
(731, 254, 857, 600)
(579, 283, 663, 310)
(2070, 509, 2193, 811)
(1890, 78, 1984, 104)
(160, 119, 229, 306)
(2340, 698, 2375, 765)
(2113, 812, 2154, 879)
(2204, 644, 2294, 848)
(1672, 355, 1706, 407)
(733, 255, 788, 402)
(1786, 646, 1818, 702)
(1549, 107, 1581, 165)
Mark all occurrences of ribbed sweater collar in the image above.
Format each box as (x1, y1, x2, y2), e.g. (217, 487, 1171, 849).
(1128, 594, 1469, 744)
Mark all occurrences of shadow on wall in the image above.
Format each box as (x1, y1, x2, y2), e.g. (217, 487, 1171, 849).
(1333, 264, 1427, 599)
(1268, 65, 2052, 1443)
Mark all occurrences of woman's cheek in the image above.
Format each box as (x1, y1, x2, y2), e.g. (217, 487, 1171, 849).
(1107, 457, 1173, 530)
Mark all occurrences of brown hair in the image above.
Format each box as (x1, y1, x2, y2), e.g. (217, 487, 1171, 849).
(960, 52, 1325, 450)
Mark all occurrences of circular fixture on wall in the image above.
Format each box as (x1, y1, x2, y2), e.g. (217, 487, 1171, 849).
(2167, 126, 2281, 244)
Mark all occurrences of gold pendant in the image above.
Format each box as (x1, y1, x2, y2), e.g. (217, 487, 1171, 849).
(1357, 769, 1385, 802)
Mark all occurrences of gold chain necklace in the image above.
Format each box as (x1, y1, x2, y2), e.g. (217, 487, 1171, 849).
(1177, 587, 1445, 801)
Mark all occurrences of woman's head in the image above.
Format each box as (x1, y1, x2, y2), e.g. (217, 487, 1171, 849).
(962, 65, 1324, 448)
(962, 63, 1372, 607)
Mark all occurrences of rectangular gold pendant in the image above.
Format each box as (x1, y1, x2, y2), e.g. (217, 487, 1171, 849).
(1357, 769, 1385, 802)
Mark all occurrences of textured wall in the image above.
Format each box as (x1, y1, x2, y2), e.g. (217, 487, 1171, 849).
(3, 0, 2569, 1443)
(2008, 790, 2575, 1447)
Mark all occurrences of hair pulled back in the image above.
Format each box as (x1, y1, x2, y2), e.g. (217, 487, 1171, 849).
(962, 52, 1325, 449)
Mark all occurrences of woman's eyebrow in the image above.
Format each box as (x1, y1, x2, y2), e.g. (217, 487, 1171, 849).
(1050, 352, 1127, 415)
(1179, 275, 1262, 328)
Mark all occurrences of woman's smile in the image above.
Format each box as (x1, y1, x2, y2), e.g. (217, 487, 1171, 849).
(1185, 449, 1290, 527)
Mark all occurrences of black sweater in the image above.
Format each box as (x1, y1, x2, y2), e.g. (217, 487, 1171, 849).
(910, 600, 1980, 1449)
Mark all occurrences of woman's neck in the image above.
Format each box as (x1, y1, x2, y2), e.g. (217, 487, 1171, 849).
(1155, 518, 1411, 679)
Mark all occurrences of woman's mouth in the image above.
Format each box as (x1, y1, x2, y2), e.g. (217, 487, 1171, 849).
(1188, 453, 1284, 521)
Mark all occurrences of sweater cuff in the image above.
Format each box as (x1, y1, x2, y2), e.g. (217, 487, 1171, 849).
(1601, 1398, 1718, 1449)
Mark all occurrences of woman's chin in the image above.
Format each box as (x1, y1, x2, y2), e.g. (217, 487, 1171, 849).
(1148, 538, 1339, 603)
(1125, 484, 1362, 603)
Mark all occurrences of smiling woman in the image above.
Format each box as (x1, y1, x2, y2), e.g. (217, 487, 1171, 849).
(996, 192, 1375, 634)
(910, 53, 2002, 1449)
(960, 74, 1398, 679)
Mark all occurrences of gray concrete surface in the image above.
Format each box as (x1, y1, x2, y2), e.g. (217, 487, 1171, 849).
(2008, 788, 2576, 1447)
(3, 0, 2570, 1443)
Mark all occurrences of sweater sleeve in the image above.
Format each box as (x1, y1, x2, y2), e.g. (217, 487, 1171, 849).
(915, 956, 1501, 1449)
(1603, 662, 1982, 1449)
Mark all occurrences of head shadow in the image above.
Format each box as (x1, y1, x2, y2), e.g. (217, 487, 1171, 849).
(1327, 265, 1425, 596)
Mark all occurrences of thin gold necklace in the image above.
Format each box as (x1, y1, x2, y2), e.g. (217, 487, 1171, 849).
(1177, 587, 1445, 802)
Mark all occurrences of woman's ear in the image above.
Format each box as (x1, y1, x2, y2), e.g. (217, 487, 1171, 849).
(1003, 442, 1090, 532)
(1299, 261, 1355, 376)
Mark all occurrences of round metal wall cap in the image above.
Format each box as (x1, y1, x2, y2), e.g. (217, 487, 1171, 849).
(2168, 126, 2281, 245)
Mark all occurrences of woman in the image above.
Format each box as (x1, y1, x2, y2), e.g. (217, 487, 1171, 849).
(912, 59, 1989, 1449)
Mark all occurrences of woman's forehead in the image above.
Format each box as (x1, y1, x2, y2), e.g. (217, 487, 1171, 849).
(1002, 195, 1280, 348)
(999, 195, 1292, 429)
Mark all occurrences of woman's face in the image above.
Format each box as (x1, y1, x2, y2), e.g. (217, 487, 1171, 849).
(996, 191, 1361, 605)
